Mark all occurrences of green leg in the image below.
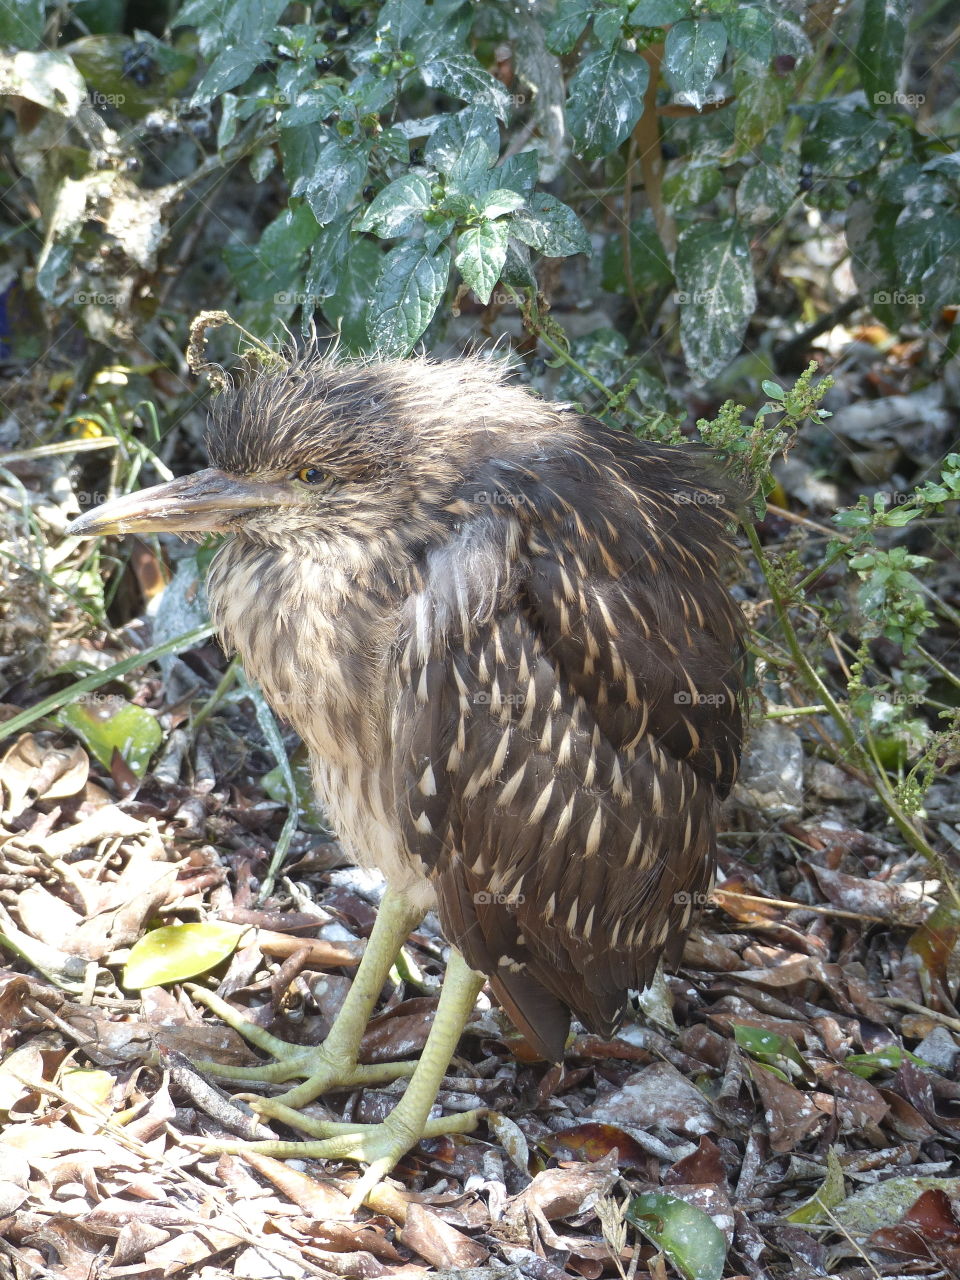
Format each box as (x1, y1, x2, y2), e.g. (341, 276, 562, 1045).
(190, 887, 426, 1093)
(206, 949, 488, 1211)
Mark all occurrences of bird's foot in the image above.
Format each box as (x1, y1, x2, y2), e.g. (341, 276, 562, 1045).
(202, 1103, 485, 1211)
(186, 983, 417, 1094)
(185, 946, 487, 1211)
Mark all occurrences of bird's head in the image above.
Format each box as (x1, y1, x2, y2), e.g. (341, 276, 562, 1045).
(67, 353, 552, 551)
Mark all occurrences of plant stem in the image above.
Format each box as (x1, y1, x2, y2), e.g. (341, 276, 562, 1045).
(193, 656, 241, 730)
(746, 523, 955, 893)
(765, 705, 829, 719)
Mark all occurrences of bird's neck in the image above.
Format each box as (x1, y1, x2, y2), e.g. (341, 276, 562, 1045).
(205, 536, 393, 749)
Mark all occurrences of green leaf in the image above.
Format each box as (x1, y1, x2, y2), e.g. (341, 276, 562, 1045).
(497, 151, 539, 199)
(446, 137, 498, 193)
(761, 379, 785, 400)
(546, 0, 595, 54)
(630, 0, 688, 23)
(787, 1147, 846, 1224)
(663, 19, 727, 109)
(378, 0, 470, 52)
(58, 34, 196, 119)
(724, 6, 773, 65)
(192, 40, 269, 103)
(358, 172, 434, 238)
(858, 0, 909, 108)
(895, 206, 960, 321)
(279, 83, 341, 128)
(675, 221, 756, 382)
(502, 240, 537, 292)
(249, 144, 277, 183)
(842, 1045, 928, 1078)
(304, 216, 352, 303)
(294, 136, 369, 226)
(601, 212, 673, 293)
(511, 193, 591, 257)
(594, 6, 627, 49)
(225, 203, 319, 301)
(123, 922, 248, 989)
(280, 124, 321, 191)
(321, 237, 383, 350)
(424, 104, 501, 174)
(57, 695, 162, 779)
(217, 91, 240, 148)
(567, 46, 649, 161)
(479, 188, 526, 219)
(799, 101, 890, 175)
(846, 197, 903, 328)
(71, 0, 125, 35)
(262, 742, 331, 831)
(0, 0, 45, 49)
(732, 72, 789, 149)
(423, 215, 456, 254)
(736, 159, 797, 224)
(734, 1022, 813, 1082)
(177, 0, 287, 57)
(834, 1176, 960, 1235)
(0, 49, 86, 118)
(367, 242, 451, 356)
(662, 162, 722, 208)
(456, 220, 509, 304)
(626, 1191, 727, 1280)
(420, 53, 513, 122)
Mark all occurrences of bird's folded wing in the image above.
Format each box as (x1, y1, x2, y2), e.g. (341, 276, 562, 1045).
(391, 437, 745, 1059)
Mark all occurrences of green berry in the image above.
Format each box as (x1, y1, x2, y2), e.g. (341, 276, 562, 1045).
(401, 50, 415, 67)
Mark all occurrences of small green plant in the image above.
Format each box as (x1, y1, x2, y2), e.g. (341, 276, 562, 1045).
(695, 374, 960, 890)
(2, 1, 956, 406)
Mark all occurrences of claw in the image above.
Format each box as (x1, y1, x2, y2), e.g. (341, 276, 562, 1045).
(184, 913, 487, 1209)
(202, 1107, 485, 1205)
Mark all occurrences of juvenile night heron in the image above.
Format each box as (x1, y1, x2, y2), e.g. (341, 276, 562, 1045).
(69, 352, 745, 1206)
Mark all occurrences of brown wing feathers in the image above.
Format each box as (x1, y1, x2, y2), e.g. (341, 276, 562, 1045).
(397, 418, 745, 1061)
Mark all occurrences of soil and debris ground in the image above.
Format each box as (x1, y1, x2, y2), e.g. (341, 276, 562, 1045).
(1, 326, 959, 1280)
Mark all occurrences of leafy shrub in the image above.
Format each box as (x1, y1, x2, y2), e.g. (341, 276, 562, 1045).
(1, 1, 958, 874)
(1, 0, 956, 392)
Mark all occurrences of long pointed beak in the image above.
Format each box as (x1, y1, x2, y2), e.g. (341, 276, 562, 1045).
(66, 468, 289, 537)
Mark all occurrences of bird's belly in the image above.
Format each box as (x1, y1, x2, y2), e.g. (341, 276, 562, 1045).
(311, 755, 438, 914)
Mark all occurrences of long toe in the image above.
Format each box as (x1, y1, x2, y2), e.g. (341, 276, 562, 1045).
(200, 1107, 485, 1206)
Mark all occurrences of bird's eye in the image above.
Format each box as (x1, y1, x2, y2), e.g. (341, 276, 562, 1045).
(297, 467, 325, 484)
